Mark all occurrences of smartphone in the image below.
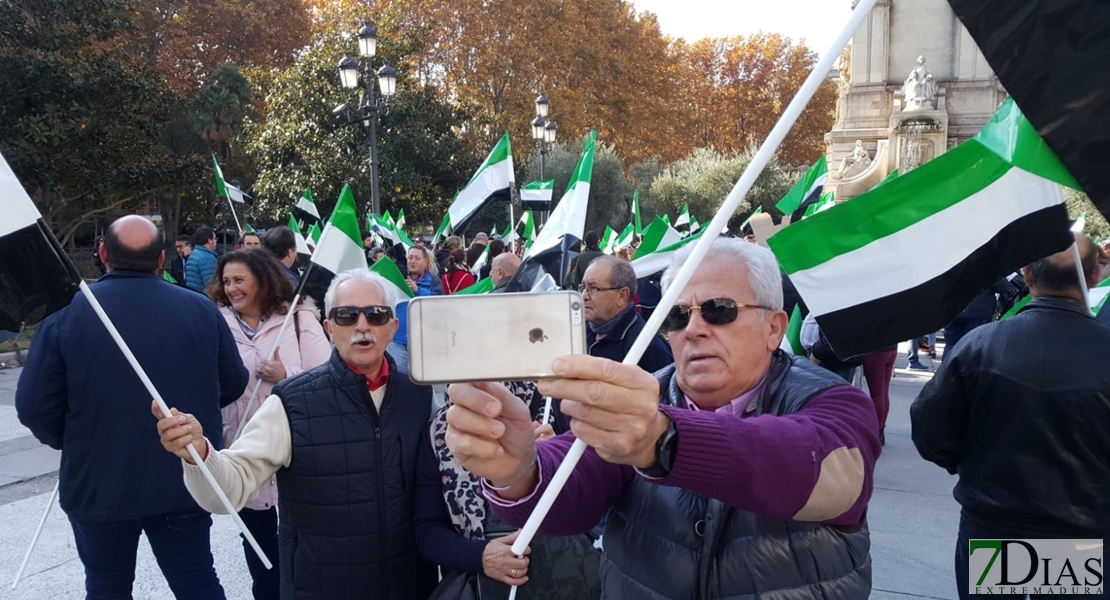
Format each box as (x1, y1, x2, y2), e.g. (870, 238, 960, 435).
(407, 291, 588, 384)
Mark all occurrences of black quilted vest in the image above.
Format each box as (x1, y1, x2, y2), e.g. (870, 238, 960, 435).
(273, 350, 437, 600)
(600, 351, 873, 599)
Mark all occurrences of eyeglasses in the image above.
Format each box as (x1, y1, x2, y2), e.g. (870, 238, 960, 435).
(328, 305, 393, 327)
(660, 298, 768, 332)
(577, 283, 622, 296)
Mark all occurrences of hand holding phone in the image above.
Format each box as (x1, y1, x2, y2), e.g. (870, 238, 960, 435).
(407, 291, 587, 384)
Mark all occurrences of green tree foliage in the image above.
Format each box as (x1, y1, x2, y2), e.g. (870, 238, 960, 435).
(525, 135, 634, 234)
(650, 147, 791, 229)
(0, 0, 205, 245)
(195, 64, 253, 160)
(1064, 187, 1110, 239)
(241, 31, 479, 228)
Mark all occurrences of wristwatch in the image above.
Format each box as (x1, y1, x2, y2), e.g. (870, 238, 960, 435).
(640, 415, 678, 478)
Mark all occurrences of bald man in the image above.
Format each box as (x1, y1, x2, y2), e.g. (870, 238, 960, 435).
(490, 252, 521, 291)
(17, 215, 247, 599)
(912, 233, 1109, 600)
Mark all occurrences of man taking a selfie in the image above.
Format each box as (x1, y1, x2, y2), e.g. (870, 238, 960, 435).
(154, 269, 437, 600)
(446, 238, 881, 599)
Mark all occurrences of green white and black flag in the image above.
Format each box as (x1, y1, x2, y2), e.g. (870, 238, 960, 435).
(445, 132, 515, 235)
(293, 188, 320, 228)
(767, 100, 1076, 358)
(299, 184, 368, 305)
(0, 152, 81, 332)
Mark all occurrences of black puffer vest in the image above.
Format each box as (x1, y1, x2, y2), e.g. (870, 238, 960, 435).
(273, 350, 437, 600)
(600, 351, 872, 599)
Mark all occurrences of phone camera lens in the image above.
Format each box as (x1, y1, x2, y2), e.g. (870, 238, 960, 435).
(571, 301, 581, 311)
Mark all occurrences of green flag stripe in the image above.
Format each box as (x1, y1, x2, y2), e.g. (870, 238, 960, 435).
(771, 143, 1019, 273)
(370, 254, 415, 299)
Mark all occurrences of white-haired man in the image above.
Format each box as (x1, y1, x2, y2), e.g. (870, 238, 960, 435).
(153, 270, 437, 600)
(446, 238, 881, 599)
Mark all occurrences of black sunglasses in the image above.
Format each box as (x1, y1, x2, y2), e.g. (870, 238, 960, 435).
(660, 298, 768, 332)
(328, 305, 394, 327)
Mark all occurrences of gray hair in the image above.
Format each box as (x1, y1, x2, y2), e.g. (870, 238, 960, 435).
(324, 269, 401, 316)
(661, 238, 783, 311)
(588, 256, 637, 297)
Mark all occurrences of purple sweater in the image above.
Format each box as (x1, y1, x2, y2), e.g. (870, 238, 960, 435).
(485, 386, 880, 533)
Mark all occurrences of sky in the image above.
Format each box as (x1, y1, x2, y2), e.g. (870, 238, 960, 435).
(629, 0, 852, 57)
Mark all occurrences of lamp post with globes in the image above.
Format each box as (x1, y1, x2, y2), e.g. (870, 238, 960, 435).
(530, 94, 557, 224)
(337, 23, 397, 217)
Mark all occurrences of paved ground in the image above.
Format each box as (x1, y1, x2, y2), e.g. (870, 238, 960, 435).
(0, 344, 961, 599)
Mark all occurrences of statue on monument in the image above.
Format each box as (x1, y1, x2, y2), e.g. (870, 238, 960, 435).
(903, 55, 938, 110)
(832, 140, 871, 180)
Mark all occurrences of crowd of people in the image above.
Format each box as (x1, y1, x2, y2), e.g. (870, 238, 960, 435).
(13, 215, 1108, 600)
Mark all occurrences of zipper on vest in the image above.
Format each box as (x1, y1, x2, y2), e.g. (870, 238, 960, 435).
(374, 421, 388, 599)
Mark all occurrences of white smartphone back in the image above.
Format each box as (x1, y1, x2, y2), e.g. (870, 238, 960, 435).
(406, 291, 587, 384)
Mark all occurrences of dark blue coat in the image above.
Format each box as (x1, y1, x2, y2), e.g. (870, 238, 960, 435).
(586, 304, 673, 371)
(16, 270, 247, 521)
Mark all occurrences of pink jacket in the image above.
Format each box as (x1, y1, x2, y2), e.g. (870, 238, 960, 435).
(219, 299, 331, 509)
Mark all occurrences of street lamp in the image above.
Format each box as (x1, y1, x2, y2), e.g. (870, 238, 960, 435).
(336, 22, 397, 217)
(531, 95, 557, 179)
(530, 94, 556, 225)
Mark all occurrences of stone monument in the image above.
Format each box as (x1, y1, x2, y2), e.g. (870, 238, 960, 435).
(824, 0, 1009, 200)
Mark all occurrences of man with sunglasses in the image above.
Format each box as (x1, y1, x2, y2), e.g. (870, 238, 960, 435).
(446, 238, 881, 599)
(154, 269, 437, 600)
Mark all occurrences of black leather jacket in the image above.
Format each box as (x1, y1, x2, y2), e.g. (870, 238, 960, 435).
(911, 297, 1110, 537)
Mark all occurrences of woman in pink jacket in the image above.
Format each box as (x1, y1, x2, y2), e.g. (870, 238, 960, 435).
(205, 249, 331, 600)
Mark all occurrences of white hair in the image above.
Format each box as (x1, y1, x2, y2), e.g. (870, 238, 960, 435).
(324, 269, 401, 316)
(661, 237, 783, 311)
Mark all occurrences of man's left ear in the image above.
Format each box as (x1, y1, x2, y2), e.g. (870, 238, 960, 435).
(98, 244, 109, 267)
(766, 309, 789, 352)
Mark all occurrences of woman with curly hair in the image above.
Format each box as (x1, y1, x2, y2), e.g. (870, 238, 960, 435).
(204, 249, 331, 599)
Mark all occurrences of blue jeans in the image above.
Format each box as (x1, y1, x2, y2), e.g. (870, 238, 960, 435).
(68, 510, 225, 600)
(239, 507, 279, 600)
(955, 513, 1105, 599)
(387, 341, 409, 374)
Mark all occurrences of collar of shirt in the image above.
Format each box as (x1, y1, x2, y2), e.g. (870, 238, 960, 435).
(233, 311, 266, 339)
(343, 359, 390, 392)
(685, 373, 769, 417)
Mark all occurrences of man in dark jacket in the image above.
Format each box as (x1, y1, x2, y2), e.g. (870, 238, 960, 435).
(171, 234, 192, 287)
(17, 215, 247, 599)
(156, 269, 437, 600)
(185, 226, 219, 292)
(580, 256, 672, 372)
(942, 277, 1013, 351)
(564, 230, 605, 289)
(446, 238, 880, 599)
(911, 234, 1108, 600)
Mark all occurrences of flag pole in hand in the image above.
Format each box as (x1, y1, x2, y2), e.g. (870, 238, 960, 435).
(503, 1, 883, 597)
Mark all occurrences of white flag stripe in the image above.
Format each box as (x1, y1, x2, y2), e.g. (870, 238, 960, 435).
(296, 195, 320, 219)
(528, 182, 590, 256)
(791, 168, 1063, 317)
(312, 222, 368, 275)
(0, 154, 40, 236)
(520, 188, 554, 202)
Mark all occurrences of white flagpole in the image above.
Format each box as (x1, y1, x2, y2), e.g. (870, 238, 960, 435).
(225, 194, 244, 234)
(1071, 242, 1090, 309)
(231, 220, 342, 440)
(504, 0, 883, 589)
(10, 480, 59, 589)
(78, 280, 273, 569)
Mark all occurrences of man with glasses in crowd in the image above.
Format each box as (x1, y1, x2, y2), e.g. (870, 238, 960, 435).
(446, 238, 881, 599)
(579, 255, 672, 371)
(153, 269, 437, 600)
